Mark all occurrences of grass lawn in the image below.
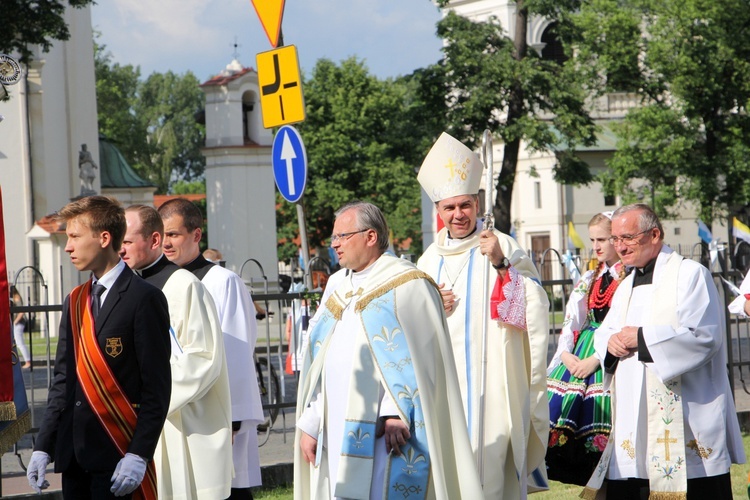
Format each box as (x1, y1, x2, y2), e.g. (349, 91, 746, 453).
(253, 434, 750, 499)
(536, 445, 750, 498)
(28, 332, 57, 358)
(255, 486, 293, 500)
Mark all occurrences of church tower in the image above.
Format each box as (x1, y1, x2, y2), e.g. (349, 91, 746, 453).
(200, 60, 277, 281)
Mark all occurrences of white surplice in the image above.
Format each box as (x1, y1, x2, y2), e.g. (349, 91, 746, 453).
(417, 225, 550, 499)
(153, 269, 233, 499)
(201, 265, 265, 488)
(594, 246, 745, 481)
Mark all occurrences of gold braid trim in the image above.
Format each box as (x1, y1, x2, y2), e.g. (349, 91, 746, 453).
(0, 409, 30, 452)
(0, 401, 16, 421)
(325, 295, 344, 321)
(355, 270, 438, 313)
(579, 486, 599, 499)
(649, 492, 686, 500)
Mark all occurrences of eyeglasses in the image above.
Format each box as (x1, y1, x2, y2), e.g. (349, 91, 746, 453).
(330, 229, 369, 244)
(608, 228, 655, 246)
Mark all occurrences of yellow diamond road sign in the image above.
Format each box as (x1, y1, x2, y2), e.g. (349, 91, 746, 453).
(250, 0, 285, 48)
(257, 45, 305, 129)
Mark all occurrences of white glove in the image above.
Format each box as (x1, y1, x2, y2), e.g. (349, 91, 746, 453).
(27, 450, 51, 493)
(110, 453, 147, 497)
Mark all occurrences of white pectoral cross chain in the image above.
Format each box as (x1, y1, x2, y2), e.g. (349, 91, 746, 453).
(442, 254, 472, 290)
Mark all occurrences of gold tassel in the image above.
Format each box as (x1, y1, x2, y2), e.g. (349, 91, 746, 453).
(0, 409, 31, 452)
(325, 296, 344, 321)
(0, 401, 17, 421)
(649, 492, 687, 500)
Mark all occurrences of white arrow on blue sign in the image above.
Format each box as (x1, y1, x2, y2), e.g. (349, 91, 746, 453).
(272, 125, 308, 203)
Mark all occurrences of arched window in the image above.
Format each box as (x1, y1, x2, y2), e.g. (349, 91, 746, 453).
(541, 23, 567, 66)
(242, 90, 257, 144)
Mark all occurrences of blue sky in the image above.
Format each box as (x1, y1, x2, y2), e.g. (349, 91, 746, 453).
(91, 1, 444, 83)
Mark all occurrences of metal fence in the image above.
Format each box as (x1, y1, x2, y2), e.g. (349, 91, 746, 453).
(5, 249, 750, 467)
(536, 246, 750, 399)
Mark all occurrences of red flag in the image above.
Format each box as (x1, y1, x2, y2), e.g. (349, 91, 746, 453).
(0, 187, 15, 420)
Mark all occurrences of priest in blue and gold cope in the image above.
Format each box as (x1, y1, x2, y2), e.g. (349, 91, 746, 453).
(294, 201, 482, 500)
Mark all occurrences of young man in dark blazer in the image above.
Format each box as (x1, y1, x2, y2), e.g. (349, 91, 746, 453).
(27, 196, 171, 499)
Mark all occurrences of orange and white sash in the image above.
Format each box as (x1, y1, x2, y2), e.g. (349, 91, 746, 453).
(70, 281, 157, 500)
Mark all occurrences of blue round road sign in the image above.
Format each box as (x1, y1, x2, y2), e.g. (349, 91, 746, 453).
(272, 125, 307, 203)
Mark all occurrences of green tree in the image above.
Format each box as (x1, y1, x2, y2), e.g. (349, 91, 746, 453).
(276, 58, 442, 263)
(135, 71, 206, 192)
(172, 179, 206, 194)
(432, 1, 598, 233)
(1, 0, 93, 64)
(95, 43, 206, 193)
(575, 0, 750, 227)
(94, 42, 146, 167)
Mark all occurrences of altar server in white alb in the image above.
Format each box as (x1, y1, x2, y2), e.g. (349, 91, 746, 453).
(586, 203, 744, 499)
(294, 201, 483, 500)
(416, 132, 550, 499)
(120, 205, 233, 499)
(158, 198, 264, 499)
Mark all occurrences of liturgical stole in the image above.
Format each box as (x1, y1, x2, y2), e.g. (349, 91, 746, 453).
(308, 270, 433, 500)
(583, 252, 686, 500)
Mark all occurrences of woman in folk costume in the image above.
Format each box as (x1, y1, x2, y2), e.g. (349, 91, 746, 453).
(546, 212, 624, 485)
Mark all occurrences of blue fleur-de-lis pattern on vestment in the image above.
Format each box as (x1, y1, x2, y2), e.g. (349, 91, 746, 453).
(361, 288, 430, 500)
(373, 325, 402, 351)
(342, 421, 376, 458)
(310, 308, 336, 359)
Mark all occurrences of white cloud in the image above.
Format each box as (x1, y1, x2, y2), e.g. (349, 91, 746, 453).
(92, 0, 442, 81)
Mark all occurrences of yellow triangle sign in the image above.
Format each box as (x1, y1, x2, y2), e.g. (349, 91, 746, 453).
(250, 0, 286, 48)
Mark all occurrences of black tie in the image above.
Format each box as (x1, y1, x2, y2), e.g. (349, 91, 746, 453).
(91, 282, 106, 320)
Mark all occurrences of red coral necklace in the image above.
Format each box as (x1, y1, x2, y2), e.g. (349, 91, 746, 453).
(589, 273, 618, 310)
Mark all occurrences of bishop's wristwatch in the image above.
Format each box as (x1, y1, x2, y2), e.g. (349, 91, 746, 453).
(492, 257, 510, 270)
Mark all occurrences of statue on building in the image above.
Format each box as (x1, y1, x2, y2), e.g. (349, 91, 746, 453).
(78, 143, 98, 196)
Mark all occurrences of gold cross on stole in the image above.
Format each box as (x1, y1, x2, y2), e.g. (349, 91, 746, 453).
(657, 429, 678, 461)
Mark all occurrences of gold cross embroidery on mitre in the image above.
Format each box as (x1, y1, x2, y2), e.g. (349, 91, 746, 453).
(657, 429, 678, 461)
(444, 158, 457, 180)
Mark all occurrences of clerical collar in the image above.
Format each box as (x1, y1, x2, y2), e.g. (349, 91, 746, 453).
(140, 254, 174, 280)
(350, 259, 378, 286)
(183, 254, 213, 273)
(446, 221, 481, 246)
(136, 254, 161, 276)
(632, 257, 657, 287)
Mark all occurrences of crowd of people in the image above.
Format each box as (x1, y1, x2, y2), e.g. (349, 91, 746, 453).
(22, 130, 746, 499)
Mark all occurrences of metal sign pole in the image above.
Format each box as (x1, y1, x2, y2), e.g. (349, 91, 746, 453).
(296, 202, 312, 290)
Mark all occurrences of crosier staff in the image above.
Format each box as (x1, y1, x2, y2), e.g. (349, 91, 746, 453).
(477, 129, 497, 486)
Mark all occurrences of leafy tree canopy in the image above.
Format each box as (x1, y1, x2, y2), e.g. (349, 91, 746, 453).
(95, 43, 205, 193)
(172, 179, 206, 195)
(429, 2, 597, 232)
(575, 0, 750, 225)
(1, 0, 93, 63)
(276, 57, 444, 263)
